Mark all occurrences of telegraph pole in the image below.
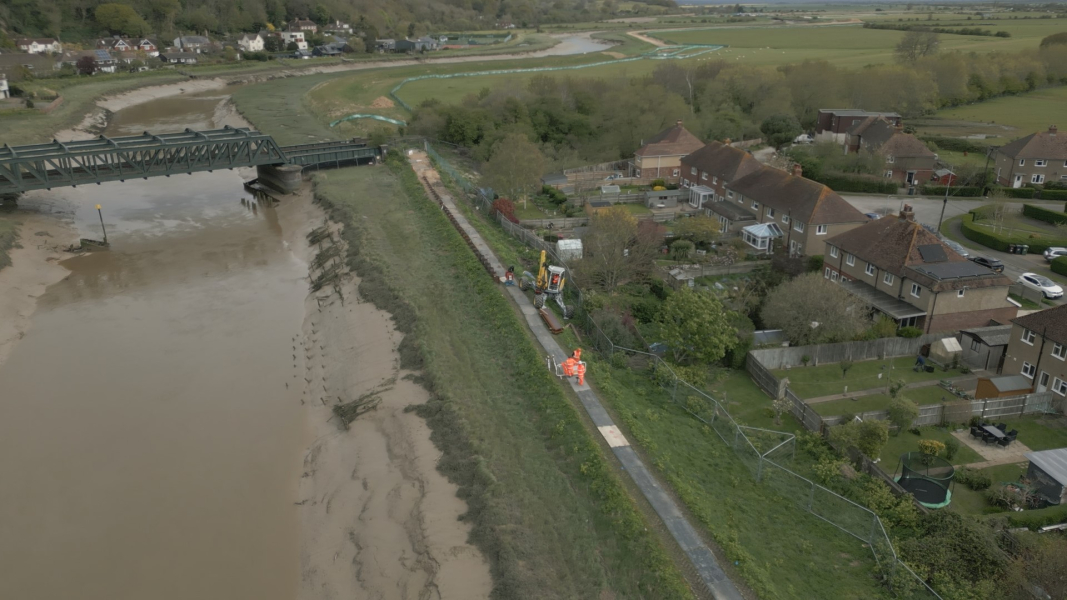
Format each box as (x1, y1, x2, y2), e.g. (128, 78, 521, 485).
(96, 204, 108, 245)
(936, 165, 953, 232)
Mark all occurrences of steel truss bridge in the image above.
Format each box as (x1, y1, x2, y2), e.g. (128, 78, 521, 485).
(0, 127, 379, 194)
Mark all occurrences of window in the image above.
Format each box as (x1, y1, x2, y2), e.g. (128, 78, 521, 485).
(751, 200, 759, 210)
(865, 263, 875, 276)
(1022, 329, 1036, 345)
(829, 245, 838, 258)
(672, 169, 679, 177)
(701, 171, 707, 180)
(1032, 174, 1045, 184)
(794, 221, 805, 233)
(1053, 343, 1065, 360)
(887, 155, 895, 164)
(911, 283, 921, 298)
(970, 338, 980, 352)
(782, 214, 791, 225)
(1019, 159, 1025, 166)
(831, 271, 839, 282)
(767, 208, 775, 218)
(825, 267, 831, 279)
(884, 272, 894, 285)
(957, 289, 965, 298)
(1053, 377, 1067, 396)
(816, 224, 827, 235)
(727, 191, 733, 199)
(690, 167, 696, 175)
(845, 253, 855, 266)
(712, 177, 718, 185)
(1021, 362, 1036, 379)
(1035, 159, 1047, 167)
(1040, 372, 1050, 387)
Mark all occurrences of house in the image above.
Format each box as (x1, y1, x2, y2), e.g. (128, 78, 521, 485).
(930, 168, 957, 186)
(0, 53, 56, 78)
(132, 39, 159, 56)
(173, 35, 211, 53)
(815, 109, 902, 144)
(375, 39, 396, 52)
(0, 74, 9, 99)
(1001, 303, 1067, 397)
(313, 43, 344, 57)
(59, 50, 118, 73)
(16, 38, 61, 55)
(645, 189, 682, 209)
(723, 164, 868, 256)
(630, 120, 704, 184)
(680, 140, 762, 208)
(97, 36, 135, 52)
(740, 222, 784, 254)
(959, 324, 1012, 372)
(324, 20, 352, 34)
(394, 37, 439, 53)
(237, 33, 264, 52)
(995, 125, 1067, 188)
(159, 52, 198, 65)
(1024, 448, 1067, 506)
(705, 201, 757, 234)
(846, 117, 936, 187)
(974, 374, 1033, 399)
(278, 31, 308, 51)
(289, 19, 318, 33)
(824, 207, 1017, 332)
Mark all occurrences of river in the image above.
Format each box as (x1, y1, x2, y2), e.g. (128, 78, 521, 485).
(0, 91, 309, 600)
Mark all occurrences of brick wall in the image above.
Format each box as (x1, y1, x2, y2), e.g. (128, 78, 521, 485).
(925, 306, 1019, 334)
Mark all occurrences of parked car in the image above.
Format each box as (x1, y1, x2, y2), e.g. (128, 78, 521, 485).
(942, 239, 970, 258)
(864, 212, 882, 220)
(604, 173, 623, 181)
(793, 133, 814, 144)
(1044, 247, 1067, 262)
(969, 256, 1005, 273)
(1016, 272, 1064, 299)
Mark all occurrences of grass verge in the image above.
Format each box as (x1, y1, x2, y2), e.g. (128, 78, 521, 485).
(312, 160, 692, 599)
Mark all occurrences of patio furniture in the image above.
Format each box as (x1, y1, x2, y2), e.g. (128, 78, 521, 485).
(996, 423, 1008, 432)
(1007, 429, 1018, 437)
(970, 426, 984, 440)
(983, 432, 998, 445)
(982, 425, 1006, 439)
(997, 436, 1012, 447)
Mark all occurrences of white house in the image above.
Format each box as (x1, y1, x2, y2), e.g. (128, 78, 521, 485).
(279, 31, 308, 50)
(0, 75, 9, 99)
(16, 38, 62, 54)
(237, 33, 264, 52)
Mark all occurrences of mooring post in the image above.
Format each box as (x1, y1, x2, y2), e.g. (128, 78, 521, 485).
(96, 204, 108, 244)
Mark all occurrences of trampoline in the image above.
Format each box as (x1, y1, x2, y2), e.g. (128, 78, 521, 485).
(895, 451, 955, 509)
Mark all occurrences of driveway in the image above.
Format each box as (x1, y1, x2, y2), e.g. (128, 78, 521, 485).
(840, 195, 1065, 305)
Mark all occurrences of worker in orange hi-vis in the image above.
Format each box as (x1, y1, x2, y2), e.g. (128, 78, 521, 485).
(571, 348, 582, 362)
(575, 360, 586, 386)
(562, 357, 577, 377)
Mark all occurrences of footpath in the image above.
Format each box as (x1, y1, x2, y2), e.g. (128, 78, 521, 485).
(408, 152, 744, 600)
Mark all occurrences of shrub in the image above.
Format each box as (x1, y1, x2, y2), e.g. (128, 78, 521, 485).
(491, 198, 518, 223)
(898, 326, 922, 338)
(806, 255, 824, 272)
(630, 300, 658, 324)
(918, 439, 945, 459)
(1003, 503, 1067, 530)
(918, 136, 987, 153)
(1002, 187, 1035, 199)
(923, 185, 983, 197)
(648, 279, 670, 301)
(1022, 203, 1067, 225)
(1037, 189, 1067, 201)
(650, 178, 666, 188)
(943, 437, 960, 461)
(818, 173, 897, 194)
(1052, 256, 1067, 277)
(887, 397, 919, 433)
(985, 486, 1016, 509)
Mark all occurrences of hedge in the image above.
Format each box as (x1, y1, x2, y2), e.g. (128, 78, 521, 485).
(918, 136, 989, 154)
(1022, 203, 1067, 225)
(1053, 256, 1067, 277)
(818, 173, 897, 194)
(1001, 187, 1035, 199)
(1038, 189, 1067, 201)
(960, 211, 1067, 253)
(922, 185, 983, 197)
(1000, 503, 1067, 530)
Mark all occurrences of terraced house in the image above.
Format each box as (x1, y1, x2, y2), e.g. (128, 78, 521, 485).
(1002, 304, 1067, 397)
(995, 125, 1067, 188)
(679, 140, 762, 209)
(846, 117, 936, 187)
(823, 207, 1016, 332)
(713, 164, 868, 256)
(628, 120, 704, 184)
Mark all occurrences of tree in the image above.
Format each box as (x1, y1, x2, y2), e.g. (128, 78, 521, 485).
(761, 272, 872, 346)
(670, 239, 694, 261)
(578, 206, 660, 290)
(887, 397, 919, 434)
(286, 41, 299, 52)
(481, 133, 545, 209)
(839, 359, 853, 378)
(894, 31, 940, 63)
(659, 288, 737, 364)
(76, 55, 97, 76)
(263, 36, 282, 52)
(1004, 535, 1067, 600)
(673, 215, 720, 247)
(760, 113, 802, 149)
(94, 3, 151, 36)
(831, 419, 888, 457)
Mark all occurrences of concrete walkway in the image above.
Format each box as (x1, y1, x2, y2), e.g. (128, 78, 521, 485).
(952, 430, 1033, 469)
(805, 373, 979, 405)
(409, 153, 744, 600)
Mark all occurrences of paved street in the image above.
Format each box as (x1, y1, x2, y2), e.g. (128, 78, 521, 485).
(840, 195, 1065, 306)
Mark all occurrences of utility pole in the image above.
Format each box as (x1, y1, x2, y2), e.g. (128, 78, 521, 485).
(936, 165, 953, 232)
(96, 204, 108, 245)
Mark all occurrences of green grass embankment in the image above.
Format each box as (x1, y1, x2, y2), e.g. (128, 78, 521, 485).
(312, 160, 692, 599)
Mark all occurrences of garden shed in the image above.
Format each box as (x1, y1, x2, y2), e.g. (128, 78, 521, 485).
(974, 374, 1032, 399)
(928, 337, 961, 366)
(959, 325, 1011, 372)
(645, 189, 681, 208)
(556, 239, 583, 261)
(1024, 448, 1067, 506)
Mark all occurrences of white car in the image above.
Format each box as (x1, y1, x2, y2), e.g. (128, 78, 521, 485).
(1016, 273, 1064, 299)
(1044, 247, 1067, 262)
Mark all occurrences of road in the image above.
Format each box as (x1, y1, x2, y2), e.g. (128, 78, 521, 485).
(841, 195, 1065, 305)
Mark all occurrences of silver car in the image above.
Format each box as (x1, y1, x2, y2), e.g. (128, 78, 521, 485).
(1044, 247, 1067, 262)
(942, 239, 970, 259)
(1017, 273, 1064, 299)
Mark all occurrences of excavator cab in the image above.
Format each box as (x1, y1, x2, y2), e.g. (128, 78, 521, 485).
(519, 250, 574, 319)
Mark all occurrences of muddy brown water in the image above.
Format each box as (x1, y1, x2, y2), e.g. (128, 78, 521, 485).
(0, 92, 307, 600)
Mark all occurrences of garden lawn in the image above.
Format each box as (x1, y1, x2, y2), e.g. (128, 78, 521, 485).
(776, 356, 960, 399)
(812, 385, 961, 417)
(1009, 416, 1067, 452)
(878, 427, 984, 468)
(951, 462, 1029, 516)
(711, 371, 808, 435)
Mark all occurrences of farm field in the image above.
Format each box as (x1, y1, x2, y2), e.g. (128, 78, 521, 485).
(913, 86, 1067, 147)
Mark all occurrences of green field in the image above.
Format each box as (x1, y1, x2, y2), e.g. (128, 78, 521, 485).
(312, 161, 694, 598)
(915, 86, 1067, 146)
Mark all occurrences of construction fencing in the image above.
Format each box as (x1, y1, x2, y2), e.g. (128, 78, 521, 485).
(423, 141, 942, 599)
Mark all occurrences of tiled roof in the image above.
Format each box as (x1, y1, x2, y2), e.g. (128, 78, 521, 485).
(681, 141, 762, 183)
(826, 216, 1011, 291)
(1012, 304, 1067, 346)
(725, 166, 867, 226)
(855, 118, 934, 158)
(634, 122, 704, 158)
(997, 127, 1067, 160)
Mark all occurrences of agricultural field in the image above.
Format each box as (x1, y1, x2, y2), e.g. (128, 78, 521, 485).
(913, 86, 1067, 147)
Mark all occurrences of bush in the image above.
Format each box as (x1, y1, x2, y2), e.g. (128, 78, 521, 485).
(650, 178, 666, 188)
(806, 255, 824, 272)
(1003, 503, 1067, 530)
(1002, 187, 1035, 199)
(630, 300, 658, 324)
(922, 185, 983, 197)
(1052, 256, 1067, 277)
(943, 437, 960, 461)
(887, 397, 919, 432)
(1022, 203, 1067, 225)
(648, 279, 670, 301)
(918, 136, 988, 153)
(918, 439, 946, 458)
(491, 198, 518, 223)
(961, 211, 1067, 253)
(1038, 189, 1067, 200)
(898, 326, 923, 338)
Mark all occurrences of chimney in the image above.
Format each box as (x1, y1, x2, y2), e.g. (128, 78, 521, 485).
(676, 120, 683, 127)
(1049, 125, 1058, 135)
(792, 163, 803, 178)
(899, 204, 915, 222)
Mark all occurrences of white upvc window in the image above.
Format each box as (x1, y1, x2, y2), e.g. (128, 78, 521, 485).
(1019, 158, 1025, 166)
(845, 253, 855, 266)
(816, 224, 827, 235)
(1052, 343, 1065, 360)
(712, 176, 718, 184)
(727, 191, 734, 199)
(672, 169, 679, 177)
(958, 289, 965, 298)
(751, 200, 759, 210)
(825, 267, 831, 279)
(830, 271, 839, 282)
(829, 245, 838, 258)
(1021, 361, 1036, 379)
(767, 207, 775, 218)
(782, 214, 790, 224)
(911, 283, 921, 298)
(1053, 377, 1067, 396)
(1035, 159, 1047, 167)
(794, 221, 805, 233)
(1032, 174, 1045, 184)
(884, 272, 894, 285)
(865, 263, 875, 276)
(1022, 329, 1036, 345)
(690, 167, 697, 175)
(701, 171, 707, 180)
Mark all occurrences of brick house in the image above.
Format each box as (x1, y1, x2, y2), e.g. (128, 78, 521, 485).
(719, 164, 868, 256)
(16, 38, 62, 54)
(629, 120, 704, 184)
(98, 37, 159, 57)
(814, 109, 902, 144)
(823, 207, 1016, 332)
(289, 19, 319, 33)
(995, 126, 1067, 188)
(847, 117, 936, 187)
(1001, 304, 1067, 397)
(679, 141, 762, 209)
